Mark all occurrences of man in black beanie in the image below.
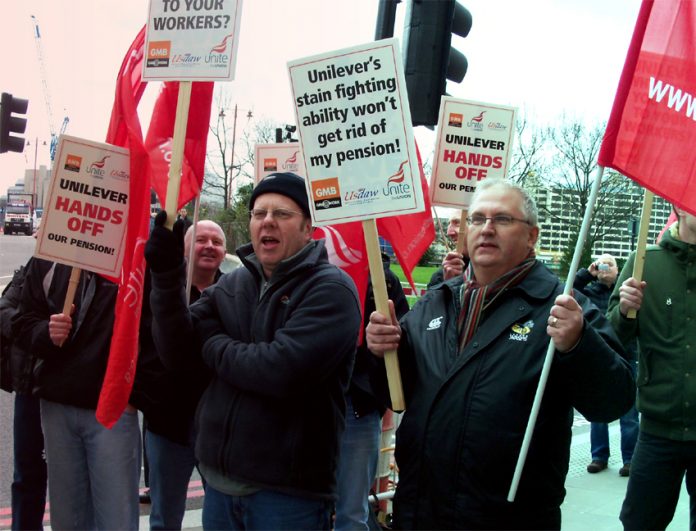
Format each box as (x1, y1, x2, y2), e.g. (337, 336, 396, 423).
(145, 172, 362, 530)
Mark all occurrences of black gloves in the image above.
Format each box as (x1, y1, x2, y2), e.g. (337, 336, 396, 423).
(144, 210, 186, 273)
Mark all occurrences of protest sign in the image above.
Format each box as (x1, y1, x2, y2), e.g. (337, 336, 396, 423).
(288, 38, 424, 225)
(431, 97, 516, 209)
(255, 143, 305, 183)
(143, 0, 243, 81)
(35, 135, 130, 278)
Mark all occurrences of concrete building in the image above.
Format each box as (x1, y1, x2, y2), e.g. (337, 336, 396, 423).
(532, 184, 673, 263)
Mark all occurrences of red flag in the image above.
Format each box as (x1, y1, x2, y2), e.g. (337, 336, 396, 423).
(378, 144, 435, 291)
(97, 28, 214, 427)
(313, 221, 369, 324)
(146, 82, 214, 208)
(598, 0, 696, 215)
(98, 26, 151, 427)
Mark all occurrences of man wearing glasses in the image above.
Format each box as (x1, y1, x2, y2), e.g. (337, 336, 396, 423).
(145, 172, 361, 530)
(366, 179, 635, 529)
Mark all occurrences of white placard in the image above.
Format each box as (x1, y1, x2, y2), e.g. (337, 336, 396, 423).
(35, 135, 130, 277)
(431, 97, 517, 208)
(288, 38, 424, 225)
(254, 143, 305, 183)
(143, 0, 243, 81)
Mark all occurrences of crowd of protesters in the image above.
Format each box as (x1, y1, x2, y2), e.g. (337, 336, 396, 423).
(3, 171, 696, 530)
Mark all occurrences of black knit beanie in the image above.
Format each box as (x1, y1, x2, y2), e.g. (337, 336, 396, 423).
(249, 172, 310, 218)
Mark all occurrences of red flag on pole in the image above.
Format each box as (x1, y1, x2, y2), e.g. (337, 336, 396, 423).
(146, 82, 214, 208)
(98, 26, 152, 427)
(598, 0, 696, 215)
(97, 27, 213, 427)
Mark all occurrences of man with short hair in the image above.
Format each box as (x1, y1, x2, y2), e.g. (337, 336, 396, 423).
(367, 179, 635, 529)
(145, 172, 362, 530)
(610, 205, 696, 530)
(427, 210, 468, 289)
(132, 219, 227, 530)
(574, 253, 639, 477)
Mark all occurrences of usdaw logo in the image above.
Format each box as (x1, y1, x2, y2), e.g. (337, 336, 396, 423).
(311, 177, 342, 210)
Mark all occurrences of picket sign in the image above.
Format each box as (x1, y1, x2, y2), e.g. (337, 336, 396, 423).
(626, 189, 654, 319)
(363, 218, 404, 411)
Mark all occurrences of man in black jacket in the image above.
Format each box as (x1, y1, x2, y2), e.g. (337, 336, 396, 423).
(145, 172, 361, 530)
(1, 260, 47, 531)
(367, 179, 635, 529)
(12, 261, 140, 530)
(132, 219, 227, 530)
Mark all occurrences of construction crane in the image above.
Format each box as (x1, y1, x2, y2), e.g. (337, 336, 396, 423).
(30, 15, 68, 161)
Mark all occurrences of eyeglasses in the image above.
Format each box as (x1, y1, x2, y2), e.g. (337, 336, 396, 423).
(466, 214, 530, 227)
(249, 208, 303, 221)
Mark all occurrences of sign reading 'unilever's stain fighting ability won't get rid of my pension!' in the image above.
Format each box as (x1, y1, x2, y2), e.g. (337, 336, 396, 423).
(288, 38, 425, 225)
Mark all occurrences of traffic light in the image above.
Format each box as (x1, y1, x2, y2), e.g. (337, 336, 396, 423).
(0, 93, 29, 153)
(403, 1, 472, 127)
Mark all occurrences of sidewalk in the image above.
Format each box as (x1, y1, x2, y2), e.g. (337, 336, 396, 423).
(562, 419, 689, 530)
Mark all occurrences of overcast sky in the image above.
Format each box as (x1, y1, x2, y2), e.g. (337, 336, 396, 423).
(1, 0, 641, 198)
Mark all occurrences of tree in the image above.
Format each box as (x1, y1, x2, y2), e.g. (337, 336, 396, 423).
(544, 118, 642, 277)
(204, 91, 257, 209)
(212, 182, 253, 253)
(507, 114, 547, 186)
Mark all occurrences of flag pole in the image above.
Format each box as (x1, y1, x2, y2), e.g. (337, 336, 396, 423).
(362, 218, 405, 411)
(507, 165, 605, 502)
(626, 189, 654, 319)
(164, 81, 193, 229)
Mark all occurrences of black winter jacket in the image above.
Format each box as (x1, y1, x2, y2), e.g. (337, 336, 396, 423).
(130, 269, 219, 445)
(150, 240, 362, 500)
(380, 262, 635, 529)
(573, 268, 614, 313)
(1, 261, 32, 393)
(12, 260, 118, 409)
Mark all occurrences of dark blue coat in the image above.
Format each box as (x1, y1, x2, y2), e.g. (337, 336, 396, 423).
(379, 262, 634, 529)
(150, 240, 361, 500)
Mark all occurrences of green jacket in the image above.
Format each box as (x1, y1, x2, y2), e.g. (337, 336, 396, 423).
(608, 228, 696, 440)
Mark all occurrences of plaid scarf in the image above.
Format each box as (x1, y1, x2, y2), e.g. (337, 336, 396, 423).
(457, 255, 537, 353)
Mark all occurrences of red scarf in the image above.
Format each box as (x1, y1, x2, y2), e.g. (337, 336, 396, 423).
(457, 255, 536, 352)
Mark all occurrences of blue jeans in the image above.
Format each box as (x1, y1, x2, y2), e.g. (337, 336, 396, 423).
(334, 398, 381, 531)
(40, 399, 141, 530)
(620, 431, 696, 530)
(12, 393, 47, 531)
(202, 485, 332, 530)
(590, 403, 639, 464)
(146, 428, 197, 530)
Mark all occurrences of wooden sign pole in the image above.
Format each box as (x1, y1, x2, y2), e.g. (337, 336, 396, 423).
(627, 189, 654, 319)
(164, 81, 193, 229)
(362, 218, 405, 411)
